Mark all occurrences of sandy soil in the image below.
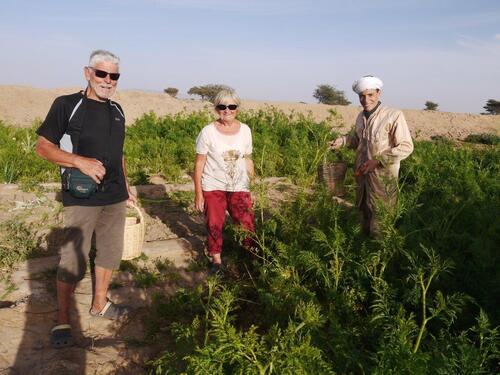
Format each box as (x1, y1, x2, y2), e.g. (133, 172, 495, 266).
(0, 85, 498, 140)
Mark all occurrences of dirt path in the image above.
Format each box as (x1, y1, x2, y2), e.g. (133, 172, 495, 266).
(0, 183, 207, 375)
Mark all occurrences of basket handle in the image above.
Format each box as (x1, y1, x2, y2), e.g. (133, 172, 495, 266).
(130, 203, 144, 224)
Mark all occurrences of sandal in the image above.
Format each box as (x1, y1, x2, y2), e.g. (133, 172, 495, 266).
(89, 300, 132, 320)
(208, 262, 223, 276)
(50, 324, 74, 349)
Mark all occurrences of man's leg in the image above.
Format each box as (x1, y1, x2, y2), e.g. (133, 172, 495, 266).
(57, 207, 99, 325)
(92, 201, 126, 312)
(358, 187, 372, 237)
(56, 281, 76, 324)
(91, 266, 113, 312)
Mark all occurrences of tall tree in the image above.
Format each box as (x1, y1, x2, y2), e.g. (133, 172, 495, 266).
(483, 99, 500, 115)
(313, 84, 351, 105)
(187, 84, 233, 102)
(164, 87, 179, 98)
(424, 101, 439, 111)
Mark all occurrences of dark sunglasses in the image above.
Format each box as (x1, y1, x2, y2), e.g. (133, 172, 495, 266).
(216, 104, 238, 111)
(87, 66, 120, 81)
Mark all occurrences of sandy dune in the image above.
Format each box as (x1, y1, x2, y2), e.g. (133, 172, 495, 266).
(0, 85, 498, 140)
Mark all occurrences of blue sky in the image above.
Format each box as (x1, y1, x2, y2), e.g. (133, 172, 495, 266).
(1, 0, 499, 113)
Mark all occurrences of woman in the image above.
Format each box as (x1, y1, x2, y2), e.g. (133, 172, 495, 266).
(194, 89, 255, 274)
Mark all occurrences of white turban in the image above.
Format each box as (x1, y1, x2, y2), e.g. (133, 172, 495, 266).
(352, 76, 383, 94)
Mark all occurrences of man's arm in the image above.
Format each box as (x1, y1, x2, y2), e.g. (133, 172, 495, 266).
(330, 127, 359, 150)
(36, 136, 105, 184)
(378, 111, 414, 165)
(122, 156, 137, 205)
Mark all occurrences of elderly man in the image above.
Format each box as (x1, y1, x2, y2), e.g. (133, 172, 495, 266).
(36, 50, 136, 348)
(330, 75, 413, 237)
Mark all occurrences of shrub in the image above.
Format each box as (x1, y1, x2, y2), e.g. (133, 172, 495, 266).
(313, 84, 351, 105)
(187, 84, 233, 102)
(424, 101, 439, 111)
(0, 122, 59, 186)
(482, 99, 500, 115)
(0, 219, 41, 271)
(464, 133, 500, 145)
(163, 87, 179, 98)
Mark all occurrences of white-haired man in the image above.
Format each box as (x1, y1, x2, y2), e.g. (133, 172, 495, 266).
(36, 50, 136, 348)
(330, 75, 414, 237)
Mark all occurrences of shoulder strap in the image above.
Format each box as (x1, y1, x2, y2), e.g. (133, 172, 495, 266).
(59, 91, 85, 156)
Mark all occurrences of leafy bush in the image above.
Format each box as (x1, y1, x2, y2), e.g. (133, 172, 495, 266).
(313, 84, 351, 105)
(0, 219, 42, 271)
(0, 110, 498, 373)
(124, 108, 340, 186)
(482, 99, 500, 115)
(0, 122, 59, 186)
(164, 87, 179, 98)
(424, 101, 439, 111)
(464, 133, 500, 145)
(147, 138, 499, 374)
(188, 84, 234, 102)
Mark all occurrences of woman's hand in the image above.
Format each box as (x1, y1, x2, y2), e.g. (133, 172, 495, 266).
(195, 192, 204, 212)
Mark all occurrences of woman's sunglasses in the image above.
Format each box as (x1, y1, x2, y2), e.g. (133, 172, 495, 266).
(216, 104, 238, 111)
(87, 66, 120, 81)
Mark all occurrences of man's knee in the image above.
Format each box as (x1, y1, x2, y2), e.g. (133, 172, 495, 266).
(57, 265, 87, 283)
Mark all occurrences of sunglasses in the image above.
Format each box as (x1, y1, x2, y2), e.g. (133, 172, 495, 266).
(87, 66, 120, 81)
(216, 104, 238, 111)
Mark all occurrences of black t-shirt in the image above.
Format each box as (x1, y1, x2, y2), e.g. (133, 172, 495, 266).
(37, 92, 129, 206)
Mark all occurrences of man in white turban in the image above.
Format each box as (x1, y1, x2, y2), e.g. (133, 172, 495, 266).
(330, 75, 414, 237)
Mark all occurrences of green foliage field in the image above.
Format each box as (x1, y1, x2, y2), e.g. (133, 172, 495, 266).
(0, 111, 498, 373)
(0, 121, 58, 188)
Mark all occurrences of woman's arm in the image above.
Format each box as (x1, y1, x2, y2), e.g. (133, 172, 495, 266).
(194, 153, 207, 212)
(245, 155, 254, 180)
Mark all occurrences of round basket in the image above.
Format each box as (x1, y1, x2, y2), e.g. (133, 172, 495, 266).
(122, 204, 145, 260)
(318, 161, 348, 197)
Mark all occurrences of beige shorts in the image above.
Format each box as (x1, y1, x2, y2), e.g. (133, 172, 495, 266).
(57, 201, 126, 283)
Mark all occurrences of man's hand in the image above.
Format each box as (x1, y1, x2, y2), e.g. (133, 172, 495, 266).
(73, 155, 106, 184)
(354, 159, 380, 176)
(195, 192, 204, 212)
(126, 187, 138, 206)
(329, 138, 344, 150)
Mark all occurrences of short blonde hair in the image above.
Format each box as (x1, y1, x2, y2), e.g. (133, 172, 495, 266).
(214, 89, 241, 107)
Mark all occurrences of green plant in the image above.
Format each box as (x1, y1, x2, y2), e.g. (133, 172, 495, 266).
(464, 133, 500, 145)
(0, 218, 42, 271)
(424, 101, 439, 111)
(164, 87, 179, 98)
(187, 84, 234, 102)
(313, 84, 351, 105)
(482, 99, 500, 115)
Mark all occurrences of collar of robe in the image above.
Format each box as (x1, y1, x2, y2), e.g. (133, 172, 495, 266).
(363, 101, 381, 120)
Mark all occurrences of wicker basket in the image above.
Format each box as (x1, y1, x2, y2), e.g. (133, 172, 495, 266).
(318, 160, 348, 197)
(122, 204, 145, 260)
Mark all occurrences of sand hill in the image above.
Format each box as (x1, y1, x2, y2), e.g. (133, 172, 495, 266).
(0, 85, 498, 140)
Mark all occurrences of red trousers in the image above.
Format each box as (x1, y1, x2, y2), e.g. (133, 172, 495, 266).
(203, 190, 255, 255)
